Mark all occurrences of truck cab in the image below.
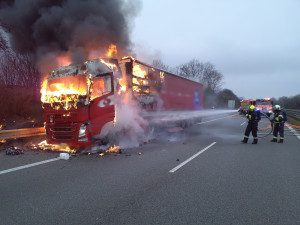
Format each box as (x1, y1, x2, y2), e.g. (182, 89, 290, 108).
(42, 59, 115, 146)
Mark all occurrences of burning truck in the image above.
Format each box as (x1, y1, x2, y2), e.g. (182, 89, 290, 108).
(41, 57, 203, 147)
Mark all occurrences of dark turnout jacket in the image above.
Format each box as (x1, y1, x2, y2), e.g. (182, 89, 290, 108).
(246, 109, 261, 123)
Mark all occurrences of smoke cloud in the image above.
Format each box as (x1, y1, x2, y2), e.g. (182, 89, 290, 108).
(0, 0, 141, 73)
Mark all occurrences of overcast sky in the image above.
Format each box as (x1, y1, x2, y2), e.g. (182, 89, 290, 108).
(131, 0, 300, 99)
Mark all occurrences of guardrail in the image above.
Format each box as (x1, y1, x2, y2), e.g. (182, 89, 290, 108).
(0, 127, 45, 140)
(285, 109, 300, 121)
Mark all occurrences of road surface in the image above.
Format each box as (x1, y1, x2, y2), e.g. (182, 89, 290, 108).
(0, 111, 299, 225)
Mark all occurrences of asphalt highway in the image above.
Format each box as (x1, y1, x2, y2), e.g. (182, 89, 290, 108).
(0, 111, 299, 225)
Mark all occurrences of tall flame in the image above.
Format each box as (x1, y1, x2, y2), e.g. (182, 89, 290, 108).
(100, 59, 118, 71)
(118, 78, 127, 95)
(106, 44, 117, 57)
(40, 78, 87, 110)
(56, 55, 72, 67)
(133, 65, 147, 78)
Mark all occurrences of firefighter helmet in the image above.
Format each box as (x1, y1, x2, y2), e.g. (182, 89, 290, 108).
(273, 105, 281, 110)
(249, 105, 255, 110)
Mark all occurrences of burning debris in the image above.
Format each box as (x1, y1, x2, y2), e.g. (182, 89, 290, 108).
(98, 145, 122, 157)
(31, 140, 77, 154)
(85, 144, 122, 157)
(5, 146, 24, 155)
(106, 145, 120, 153)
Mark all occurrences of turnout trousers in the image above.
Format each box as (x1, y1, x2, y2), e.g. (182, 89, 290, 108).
(244, 122, 258, 139)
(242, 122, 258, 144)
(273, 123, 284, 140)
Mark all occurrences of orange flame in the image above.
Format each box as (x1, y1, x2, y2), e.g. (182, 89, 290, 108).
(118, 78, 127, 95)
(56, 55, 72, 67)
(106, 145, 120, 153)
(40, 77, 87, 110)
(106, 44, 117, 58)
(35, 140, 76, 153)
(100, 59, 118, 71)
(160, 71, 165, 82)
(133, 64, 147, 78)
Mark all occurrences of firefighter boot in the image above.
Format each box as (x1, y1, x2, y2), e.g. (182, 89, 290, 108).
(241, 137, 248, 143)
(270, 137, 277, 142)
(252, 138, 258, 144)
(278, 138, 284, 143)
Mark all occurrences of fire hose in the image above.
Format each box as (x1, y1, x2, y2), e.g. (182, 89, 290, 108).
(254, 111, 300, 138)
(257, 112, 273, 138)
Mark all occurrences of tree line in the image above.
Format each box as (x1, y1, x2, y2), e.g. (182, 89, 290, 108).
(0, 32, 43, 126)
(272, 95, 300, 110)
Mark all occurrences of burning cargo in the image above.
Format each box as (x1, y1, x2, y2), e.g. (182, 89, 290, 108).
(41, 57, 203, 147)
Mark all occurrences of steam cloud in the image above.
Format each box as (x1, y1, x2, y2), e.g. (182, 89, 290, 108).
(0, 0, 141, 73)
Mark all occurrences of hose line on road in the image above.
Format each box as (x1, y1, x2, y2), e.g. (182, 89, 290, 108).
(255, 112, 300, 138)
(257, 112, 273, 139)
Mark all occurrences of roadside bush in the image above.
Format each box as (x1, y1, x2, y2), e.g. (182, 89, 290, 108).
(0, 85, 43, 127)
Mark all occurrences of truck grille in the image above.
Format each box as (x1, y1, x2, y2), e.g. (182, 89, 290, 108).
(52, 134, 75, 140)
(49, 125, 77, 141)
(50, 127, 76, 132)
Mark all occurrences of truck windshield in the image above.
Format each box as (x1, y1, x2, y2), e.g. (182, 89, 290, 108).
(42, 75, 88, 110)
(90, 74, 112, 100)
(47, 75, 87, 95)
(256, 100, 271, 105)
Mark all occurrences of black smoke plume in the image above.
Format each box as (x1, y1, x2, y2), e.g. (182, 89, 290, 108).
(0, 0, 141, 73)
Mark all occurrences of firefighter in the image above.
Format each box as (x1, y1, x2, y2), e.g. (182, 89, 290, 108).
(241, 105, 261, 144)
(270, 105, 286, 143)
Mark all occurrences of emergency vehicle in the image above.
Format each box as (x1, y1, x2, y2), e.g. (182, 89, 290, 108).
(239, 98, 273, 116)
(239, 99, 256, 115)
(255, 98, 273, 117)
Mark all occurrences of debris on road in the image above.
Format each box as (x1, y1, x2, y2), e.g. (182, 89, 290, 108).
(59, 153, 70, 160)
(5, 146, 24, 155)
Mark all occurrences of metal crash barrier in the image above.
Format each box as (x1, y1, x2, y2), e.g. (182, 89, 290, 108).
(0, 127, 45, 139)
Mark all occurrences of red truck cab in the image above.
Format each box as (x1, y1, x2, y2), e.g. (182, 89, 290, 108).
(42, 59, 115, 146)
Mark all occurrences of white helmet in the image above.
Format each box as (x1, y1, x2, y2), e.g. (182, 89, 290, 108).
(273, 105, 281, 110)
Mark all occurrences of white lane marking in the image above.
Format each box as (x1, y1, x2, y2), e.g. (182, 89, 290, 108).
(197, 116, 229, 125)
(240, 121, 246, 126)
(169, 142, 216, 173)
(287, 125, 300, 140)
(0, 158, 60, 175)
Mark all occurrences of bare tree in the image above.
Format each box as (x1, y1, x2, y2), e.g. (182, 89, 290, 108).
(0, 50, 40, 87)
(202, 62, 224, 93)
(177, 59, 224, 93)
(152, 59, 170, 72)
(0, 31, 8, 51)
(177, 59, 204, 82)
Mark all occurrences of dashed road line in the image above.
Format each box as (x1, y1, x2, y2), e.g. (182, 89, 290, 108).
(240, 121, 246, 126)
(169, 142, 217, 173)
(286, 125, 300, 140)
(0, 158, 60, 175)
(197, 116, 229, 125)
